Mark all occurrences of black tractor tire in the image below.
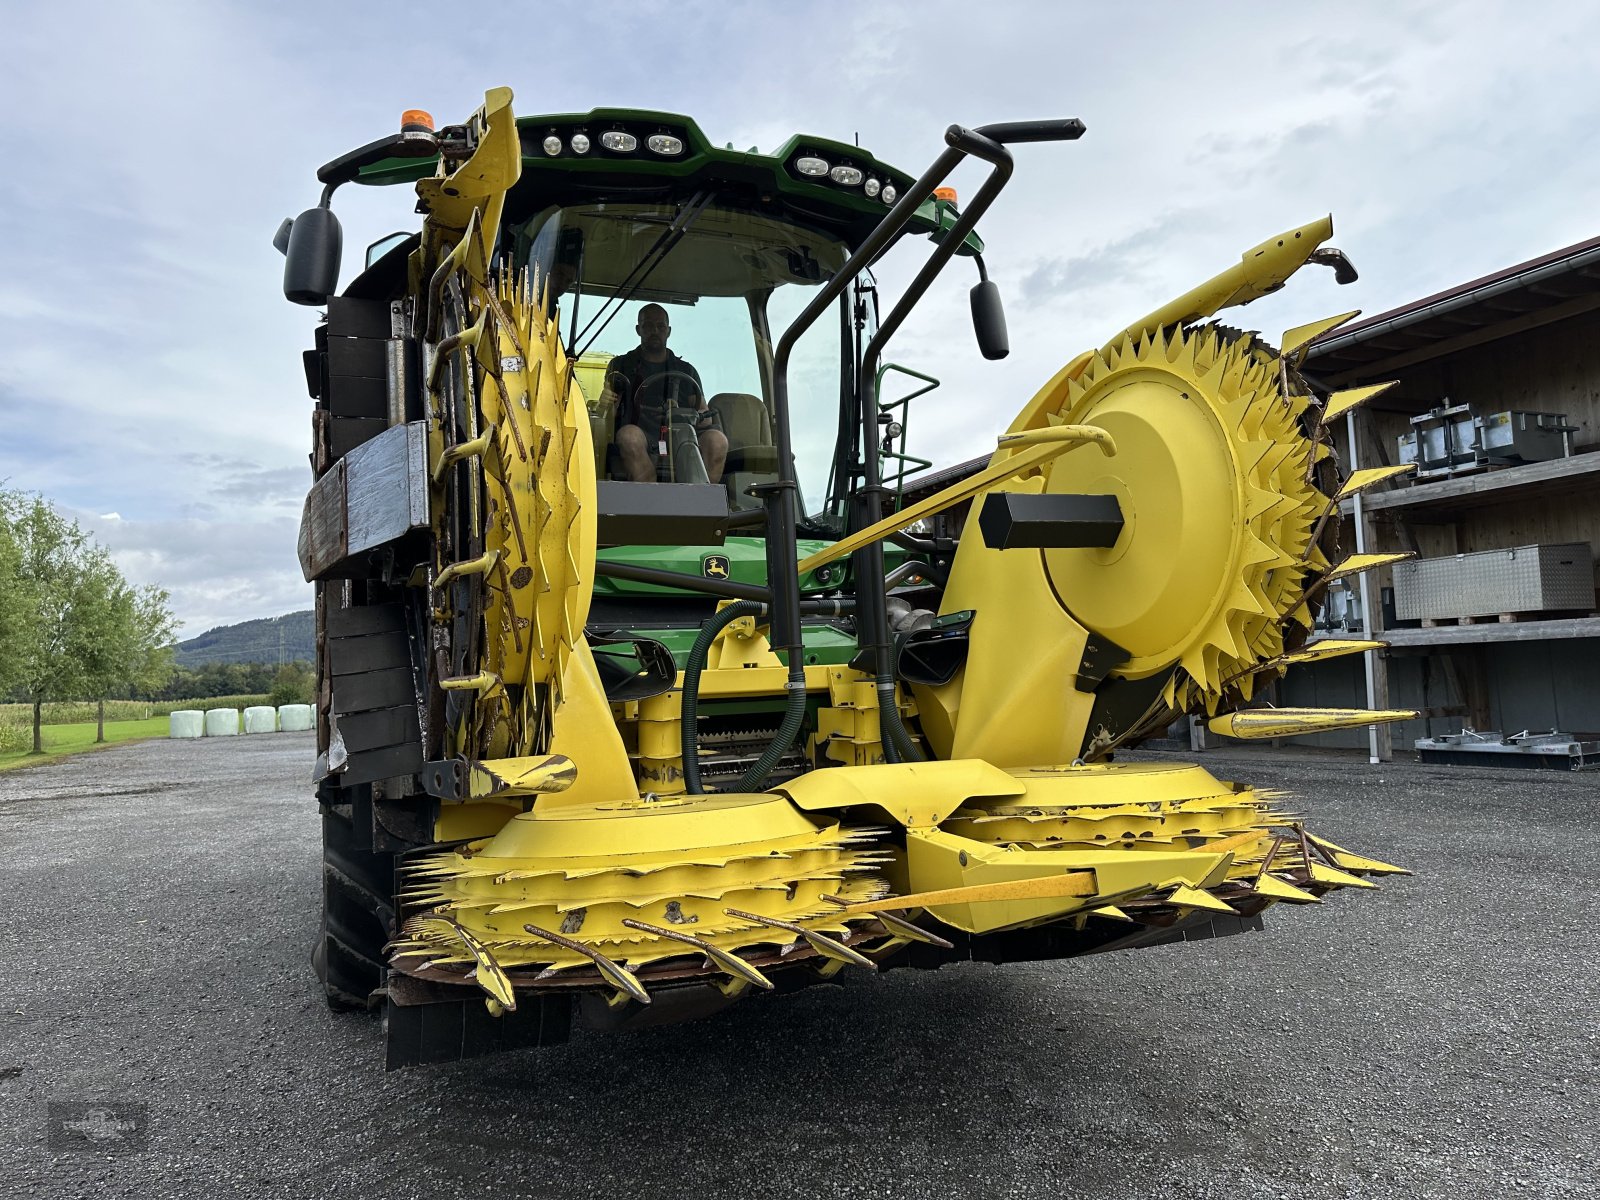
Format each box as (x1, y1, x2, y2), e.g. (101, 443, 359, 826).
(313, 801, 396, 1013)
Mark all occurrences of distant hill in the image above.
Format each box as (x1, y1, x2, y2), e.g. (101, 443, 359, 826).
(176, 610, 315, 667)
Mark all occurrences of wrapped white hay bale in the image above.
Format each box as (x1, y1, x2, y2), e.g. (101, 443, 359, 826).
(169, 710, 204, 739)
(204, 708, 240, 737)
(243, 706, 278, 734)
(278, 704, 314, 732)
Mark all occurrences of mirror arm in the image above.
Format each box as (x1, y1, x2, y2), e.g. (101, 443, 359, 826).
(315, 130, 439, 190)
(860, 126, 1012, 389)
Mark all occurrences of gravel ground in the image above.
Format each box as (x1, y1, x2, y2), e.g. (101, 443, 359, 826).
(0, 733, 1595, 1199)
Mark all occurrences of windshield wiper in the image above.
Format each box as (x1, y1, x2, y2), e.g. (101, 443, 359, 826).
(573, 190, 715, 358)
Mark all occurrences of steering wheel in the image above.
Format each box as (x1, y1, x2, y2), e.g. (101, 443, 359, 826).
(607, 369, 719, 484)
(609, 369, 708, 427)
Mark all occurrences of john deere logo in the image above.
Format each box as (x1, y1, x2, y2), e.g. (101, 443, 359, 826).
(702, 555, 730, 580)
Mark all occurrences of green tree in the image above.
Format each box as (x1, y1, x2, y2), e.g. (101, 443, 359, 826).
(0, 490, 174, 753)
(0, 516, 27, 752)
(71, 573, 178, 742)
(0, 514, 25, 697)
(269, 660, 315, 707)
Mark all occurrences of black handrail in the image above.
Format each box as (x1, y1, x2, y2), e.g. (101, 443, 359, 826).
(853, 124, 1027, 760)
(755, 115, 1083, 780)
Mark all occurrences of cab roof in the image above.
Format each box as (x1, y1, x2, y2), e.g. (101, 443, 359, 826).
(355, 107, 981, 255)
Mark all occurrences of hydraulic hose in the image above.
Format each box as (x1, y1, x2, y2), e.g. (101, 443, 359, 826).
(737, 667, 809, 793)
(680, 600, 766, 795)
(878, 676, 923, 762)
(734, 597, 858, 790)
(680, 598, 858, 794)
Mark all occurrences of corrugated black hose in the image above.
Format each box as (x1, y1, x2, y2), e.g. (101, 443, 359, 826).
(680, 599, 766, 795)
(680, 598, 858, 794)
(878, 673, 924, 762)
(734, 598, 859, 790)
(736, 663, 810, 793)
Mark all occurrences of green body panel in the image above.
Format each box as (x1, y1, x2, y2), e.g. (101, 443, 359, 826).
(594, 536, 908, 595)
(592, 535, 911, 669)
(642, 621, 859, 671)
(593, 536, 851, 595)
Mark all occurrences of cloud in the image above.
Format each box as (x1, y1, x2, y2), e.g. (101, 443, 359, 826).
(1019, 212, 1212, 308)
(3, 0, 1598, 635)
(60, 505, 308, 639)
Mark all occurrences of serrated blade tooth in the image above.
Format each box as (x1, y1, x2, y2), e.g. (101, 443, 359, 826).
(1333, 464, 1414, 503)
(1280, 310, 1361, 362)
(1323, 380, 1399, 422)
(1325, 551, 1414, 582)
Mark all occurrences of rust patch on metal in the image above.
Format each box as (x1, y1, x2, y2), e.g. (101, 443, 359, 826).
(664, 900, 698, 925)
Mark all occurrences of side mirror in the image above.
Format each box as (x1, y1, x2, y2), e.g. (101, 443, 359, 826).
(365, 231, 412, 269)
(279, 206, 343, 306)
(970, 279, 1009, 361)
(1309, 247, 1360, 285)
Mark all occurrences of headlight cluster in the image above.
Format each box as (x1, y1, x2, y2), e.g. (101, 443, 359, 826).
(790, 153, 897, 203)
(538, 129, 685, 157)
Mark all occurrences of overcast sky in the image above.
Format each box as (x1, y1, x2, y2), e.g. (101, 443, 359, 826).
(3, 1, 1597, 638)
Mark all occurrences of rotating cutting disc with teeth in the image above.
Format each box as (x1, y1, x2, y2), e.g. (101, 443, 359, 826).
(1034, 322, 1335, 711)
(939, 763, 1406, 923)
(432, 261, 593, 763)
(944, 790, 1273, 849)
(390, 795, 894, 996)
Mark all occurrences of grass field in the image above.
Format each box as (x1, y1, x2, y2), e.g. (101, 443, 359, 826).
(0, 716, 171, 773)
(0, 696, 272, 726)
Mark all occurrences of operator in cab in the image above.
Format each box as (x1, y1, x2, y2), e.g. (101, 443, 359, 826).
(606, 304, 728, 484)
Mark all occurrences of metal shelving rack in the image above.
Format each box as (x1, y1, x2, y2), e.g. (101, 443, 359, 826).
(1303, 238, 1600, 759)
